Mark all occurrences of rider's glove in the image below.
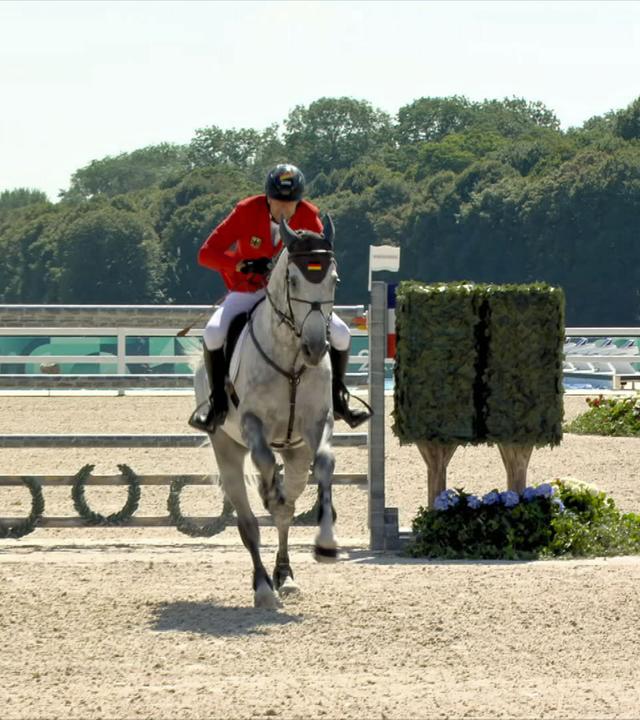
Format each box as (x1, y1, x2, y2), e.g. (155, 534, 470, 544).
(240, 257, 273, 275)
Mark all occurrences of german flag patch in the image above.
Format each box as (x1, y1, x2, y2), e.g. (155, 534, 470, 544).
(290, 251, 334, 283)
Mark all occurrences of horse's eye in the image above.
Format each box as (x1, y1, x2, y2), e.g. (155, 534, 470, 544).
(290, 275, 298, 290)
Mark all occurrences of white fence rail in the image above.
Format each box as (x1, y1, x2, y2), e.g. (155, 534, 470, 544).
(0, 304, 381, 388)
(564, 327, 640, 388)
(0, 295, 401, 550)
(1, 307, 639, 390)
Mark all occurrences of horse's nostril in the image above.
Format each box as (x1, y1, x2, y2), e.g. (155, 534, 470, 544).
(302, 343, 311, 356)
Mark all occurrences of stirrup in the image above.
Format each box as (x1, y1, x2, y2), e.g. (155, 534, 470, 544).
(334, 390, 373, 429)
(188, 400, 227, 433)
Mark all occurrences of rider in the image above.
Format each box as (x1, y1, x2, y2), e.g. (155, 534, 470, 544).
(189, 163, 371, 432)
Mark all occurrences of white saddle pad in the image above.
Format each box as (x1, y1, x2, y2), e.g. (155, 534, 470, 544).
(229, 324, 250, 385)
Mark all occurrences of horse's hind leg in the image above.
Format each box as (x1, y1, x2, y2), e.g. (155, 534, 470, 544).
(211, 429, 280, 609)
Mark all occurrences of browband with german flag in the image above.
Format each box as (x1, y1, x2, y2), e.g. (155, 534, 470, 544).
(288, 250, 335, 284)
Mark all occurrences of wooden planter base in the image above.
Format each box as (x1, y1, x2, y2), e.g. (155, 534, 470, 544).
(497, 444, 534, 494)
(416, 441, 458, 509)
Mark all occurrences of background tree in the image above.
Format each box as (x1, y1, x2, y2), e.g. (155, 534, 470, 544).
(395, 96, 475, 144)
(63, 143, 191, 199)
(284, 97, 391, 178)
(0, 188, 49, 213)
(614, 96, 640, 141)
(47, 207, 162, 303)
(2, 94, 639, 324)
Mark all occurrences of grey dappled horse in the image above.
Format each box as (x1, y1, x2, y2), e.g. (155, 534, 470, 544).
(194, 216, 339, 608)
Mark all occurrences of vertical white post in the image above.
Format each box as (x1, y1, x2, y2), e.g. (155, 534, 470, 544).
(117, 330, 126, 375)
(368, 281, 386, 550)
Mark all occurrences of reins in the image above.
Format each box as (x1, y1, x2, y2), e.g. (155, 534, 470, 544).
(247, 315, 307, 448)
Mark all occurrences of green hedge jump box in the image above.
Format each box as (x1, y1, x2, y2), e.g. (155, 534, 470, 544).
(392, 280, 565, 507)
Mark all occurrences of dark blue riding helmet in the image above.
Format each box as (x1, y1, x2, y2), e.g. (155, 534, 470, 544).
(265, 164, 305, 202)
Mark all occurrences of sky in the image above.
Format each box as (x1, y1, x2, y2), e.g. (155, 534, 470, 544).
(1, 0, 639, 201)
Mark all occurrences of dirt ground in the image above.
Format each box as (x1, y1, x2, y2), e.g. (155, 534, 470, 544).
(1, 393, 640, 719)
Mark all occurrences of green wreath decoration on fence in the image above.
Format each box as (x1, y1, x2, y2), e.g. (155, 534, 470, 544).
(0, 477, 45, 539)
(168, 477, 234, 538)
(72, 463, 141, 525)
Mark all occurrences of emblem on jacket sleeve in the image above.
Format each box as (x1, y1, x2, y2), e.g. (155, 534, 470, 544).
(250, 236, 262, 249)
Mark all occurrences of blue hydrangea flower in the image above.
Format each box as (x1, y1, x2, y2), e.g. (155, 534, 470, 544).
(500, 490, 520, 508)
(434, 489, 460, 511)
(466, 494, 482, 510)
(433, 494, 449, 511)
(535, 483, 555, 499)
(522, 486, 538, 502)
(482, 490, 500, 506)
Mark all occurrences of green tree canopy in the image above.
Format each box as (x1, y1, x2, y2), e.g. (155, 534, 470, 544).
(48, 207, 162, 303)
(284, 97, 391, 178)
(64, 143, 191, 199)
(0, 188, 49, 213)
(1, 94, 639, 324)
(614, 96, 640, 141)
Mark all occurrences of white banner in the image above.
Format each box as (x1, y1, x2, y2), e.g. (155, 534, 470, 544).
(369, 245, 400, 290)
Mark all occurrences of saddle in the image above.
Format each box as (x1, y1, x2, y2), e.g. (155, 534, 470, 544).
(224, 311, 249, 370)
(222, 298, 266, 408)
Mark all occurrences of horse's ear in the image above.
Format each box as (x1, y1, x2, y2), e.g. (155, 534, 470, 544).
(279, 217, 298, 249)
(322, 214, 335, 246)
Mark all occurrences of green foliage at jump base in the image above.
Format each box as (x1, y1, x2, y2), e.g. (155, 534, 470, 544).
(408, 479, 640, 560)
(565, 394, 640, 437)
(393, 280, 564, 447)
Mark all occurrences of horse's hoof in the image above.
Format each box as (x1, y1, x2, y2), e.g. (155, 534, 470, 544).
(278, 576, 301, 597)
(314, 544, 339, 563)
(254, 584, 282, 610)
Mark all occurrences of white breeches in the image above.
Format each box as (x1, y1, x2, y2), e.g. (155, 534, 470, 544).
(203, 290, 351, 352)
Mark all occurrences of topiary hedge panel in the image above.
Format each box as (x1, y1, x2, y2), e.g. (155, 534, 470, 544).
(393, 280, 564, 447)
(393, 281, 480, 445)
(484, 284, 565, 446)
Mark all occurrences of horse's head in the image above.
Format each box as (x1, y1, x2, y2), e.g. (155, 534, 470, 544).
(267, 215, 338, 366)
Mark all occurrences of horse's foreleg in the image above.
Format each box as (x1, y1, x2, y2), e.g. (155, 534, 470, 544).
(212, 429, 279, 609)
(273, 446, 313, 595)
(241, 412, 284, 513)
(305, 414, 338, 562)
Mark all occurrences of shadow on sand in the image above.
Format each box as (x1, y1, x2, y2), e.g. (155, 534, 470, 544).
(340, 546, 543, 567)
(151, 600, 303, 637)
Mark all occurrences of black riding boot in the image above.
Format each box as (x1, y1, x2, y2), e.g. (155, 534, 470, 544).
(188, 346, 229, 433)
(330, 346, 372, 429)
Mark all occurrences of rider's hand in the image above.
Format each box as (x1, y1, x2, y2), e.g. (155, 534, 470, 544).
(238, 257, 273, 275)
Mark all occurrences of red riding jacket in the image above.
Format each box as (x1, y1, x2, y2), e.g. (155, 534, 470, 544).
(198, 194, 323, 292)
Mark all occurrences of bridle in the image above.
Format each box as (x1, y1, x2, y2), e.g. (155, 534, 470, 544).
(244, 241, 337, 449)
(265, 248, 337, 338)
